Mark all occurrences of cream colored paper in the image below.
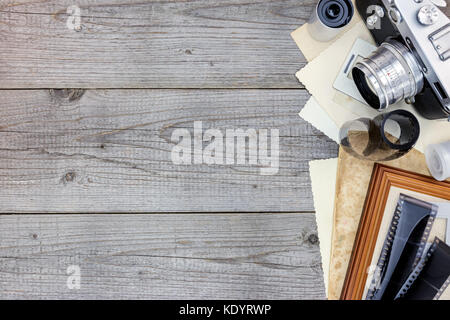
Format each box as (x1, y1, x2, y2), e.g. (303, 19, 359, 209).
(300, 98, 340, 144)
(292, 2, 356, 144)
(309, 157, 339, 296)
(296, 21, 450, 153)
(292, 2, 450, 300)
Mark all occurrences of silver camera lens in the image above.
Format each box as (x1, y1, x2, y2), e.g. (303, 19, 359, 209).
(352, 39, 424, 110)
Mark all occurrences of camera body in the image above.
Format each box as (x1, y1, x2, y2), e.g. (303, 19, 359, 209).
(354, 0, 450, 120)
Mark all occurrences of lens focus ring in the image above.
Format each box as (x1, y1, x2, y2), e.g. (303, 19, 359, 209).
(352, 39, 424, 110)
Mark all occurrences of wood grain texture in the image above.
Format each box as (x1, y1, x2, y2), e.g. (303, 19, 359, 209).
(0, 89, 337, 213)
(0, 0, 311, 89)
(0, 213, 325, 299)
(0, 0, 333, 300)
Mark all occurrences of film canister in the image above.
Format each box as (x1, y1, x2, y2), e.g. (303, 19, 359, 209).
(425, 141, 450, 181)
(307, 0, 354, 42)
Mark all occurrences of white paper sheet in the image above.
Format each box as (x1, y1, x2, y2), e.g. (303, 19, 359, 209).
(300, 97, 340, 144)
(309, 157, 339, 296)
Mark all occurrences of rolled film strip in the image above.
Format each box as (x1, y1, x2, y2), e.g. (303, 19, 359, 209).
(395, 238, 450, 300)
(339, 110, 420, 162)
(366, 194, 437, 300)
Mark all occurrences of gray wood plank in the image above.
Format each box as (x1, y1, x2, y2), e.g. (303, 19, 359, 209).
(0, 213, 325, 299)
(0, 0, 311, 89)
(0, 89, 337, 213)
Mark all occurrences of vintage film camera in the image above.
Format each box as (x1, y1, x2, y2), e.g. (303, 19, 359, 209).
(353, 0, 450, 120)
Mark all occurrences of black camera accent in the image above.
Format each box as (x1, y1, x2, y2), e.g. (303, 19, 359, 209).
(352, 67, 381, 110)
(356, 0, 398, 44)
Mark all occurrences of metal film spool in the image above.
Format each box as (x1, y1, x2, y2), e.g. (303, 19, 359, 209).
(307, 0, 354, 42)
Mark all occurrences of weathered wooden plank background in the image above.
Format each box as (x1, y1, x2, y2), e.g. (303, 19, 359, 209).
(0, 0, 344, 299)
(0, 89, 336, 213)
(0, 0, 312, 88)
(0, 213, 324, 299)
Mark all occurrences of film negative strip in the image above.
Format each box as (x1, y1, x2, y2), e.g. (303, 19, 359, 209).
(366, 194, 437, 300)
(395, 238, 450, 300)
(436, 277, 450, 300)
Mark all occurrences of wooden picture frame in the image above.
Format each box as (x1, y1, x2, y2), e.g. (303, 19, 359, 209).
(340, 164, 450, 300)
